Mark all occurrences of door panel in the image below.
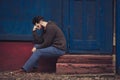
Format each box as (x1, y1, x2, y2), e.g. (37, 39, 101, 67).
(69, 0, 113, 53)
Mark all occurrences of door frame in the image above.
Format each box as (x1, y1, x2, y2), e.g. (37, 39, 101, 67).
(116, 0, 120, 74)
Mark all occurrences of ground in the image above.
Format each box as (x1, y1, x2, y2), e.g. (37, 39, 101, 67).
(0, 72, 119, 80)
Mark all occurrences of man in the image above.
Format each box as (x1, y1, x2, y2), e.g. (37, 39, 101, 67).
(15, 16, 66, 73)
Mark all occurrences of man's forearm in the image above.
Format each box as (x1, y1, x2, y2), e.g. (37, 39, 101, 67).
(34, 44, 41, 49)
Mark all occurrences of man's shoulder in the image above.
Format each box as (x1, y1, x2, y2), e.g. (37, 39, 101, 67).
(48, 21, 55, 25)
(47, 21, 58, 28)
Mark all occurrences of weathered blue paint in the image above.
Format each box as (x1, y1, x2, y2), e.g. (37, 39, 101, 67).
(116, 0, 120, 74)
(0, 0, 113, 53)
(62, 0, 70, 53)
(69, 0, 113, 53)
(0, 0, 63, 40)
(0, 0, 43, 40)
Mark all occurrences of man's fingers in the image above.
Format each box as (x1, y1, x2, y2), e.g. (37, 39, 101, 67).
(32, 47, 36, 52)
(33, 26, 37, 31)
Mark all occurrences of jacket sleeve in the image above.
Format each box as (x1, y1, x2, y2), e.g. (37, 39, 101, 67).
(35, 25, 56, 49)
(32, 31, 43, 44)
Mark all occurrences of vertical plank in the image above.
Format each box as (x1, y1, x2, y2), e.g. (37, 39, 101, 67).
(116, 0, 120, 74)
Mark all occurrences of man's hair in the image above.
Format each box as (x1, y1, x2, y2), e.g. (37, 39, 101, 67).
(32, 16, 44, 25)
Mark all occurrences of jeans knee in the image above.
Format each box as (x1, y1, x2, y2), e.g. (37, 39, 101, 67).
(33, 49, 42, 56)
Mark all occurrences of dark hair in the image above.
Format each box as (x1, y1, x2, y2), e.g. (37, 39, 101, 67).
(32, 16, 44, 25)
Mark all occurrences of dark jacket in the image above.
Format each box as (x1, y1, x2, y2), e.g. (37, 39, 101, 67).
(33, 21, 66, 51)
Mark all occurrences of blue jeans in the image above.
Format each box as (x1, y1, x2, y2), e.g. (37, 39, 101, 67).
(22, 44, 65, 72)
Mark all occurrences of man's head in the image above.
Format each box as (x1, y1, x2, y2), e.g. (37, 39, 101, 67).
(32, 16, 44, 29)
(32, 16, 44, 25)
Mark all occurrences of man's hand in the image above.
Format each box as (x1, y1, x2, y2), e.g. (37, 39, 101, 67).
(33, 26, 37, 31)
(33, 23, 40, 31)
(32, 47, 36, 52)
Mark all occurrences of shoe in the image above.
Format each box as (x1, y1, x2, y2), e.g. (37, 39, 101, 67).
(31, 67, 38, 72)
(12, 69, 26, 74)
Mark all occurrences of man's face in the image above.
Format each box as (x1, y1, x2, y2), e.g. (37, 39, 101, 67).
(35, 23, 42, 30)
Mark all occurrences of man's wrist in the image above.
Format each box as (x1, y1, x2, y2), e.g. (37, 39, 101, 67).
(33, 28, 37, 31)
(34, 44, 41, 49)
(33, 29, 36, 32)
(33, 26, 37, 31)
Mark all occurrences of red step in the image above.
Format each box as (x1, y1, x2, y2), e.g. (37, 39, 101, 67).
(56, 55, 114, 74)
(57, 55, 112, 64)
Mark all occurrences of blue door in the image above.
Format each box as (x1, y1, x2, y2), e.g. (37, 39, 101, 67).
(68, 0, 113, 53)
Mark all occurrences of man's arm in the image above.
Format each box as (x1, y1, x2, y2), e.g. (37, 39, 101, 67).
(32, 44, 41, 52)
(36, 25, 56, 49)
(32, 26, 43, 44)
(32, 26, 43, 52)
